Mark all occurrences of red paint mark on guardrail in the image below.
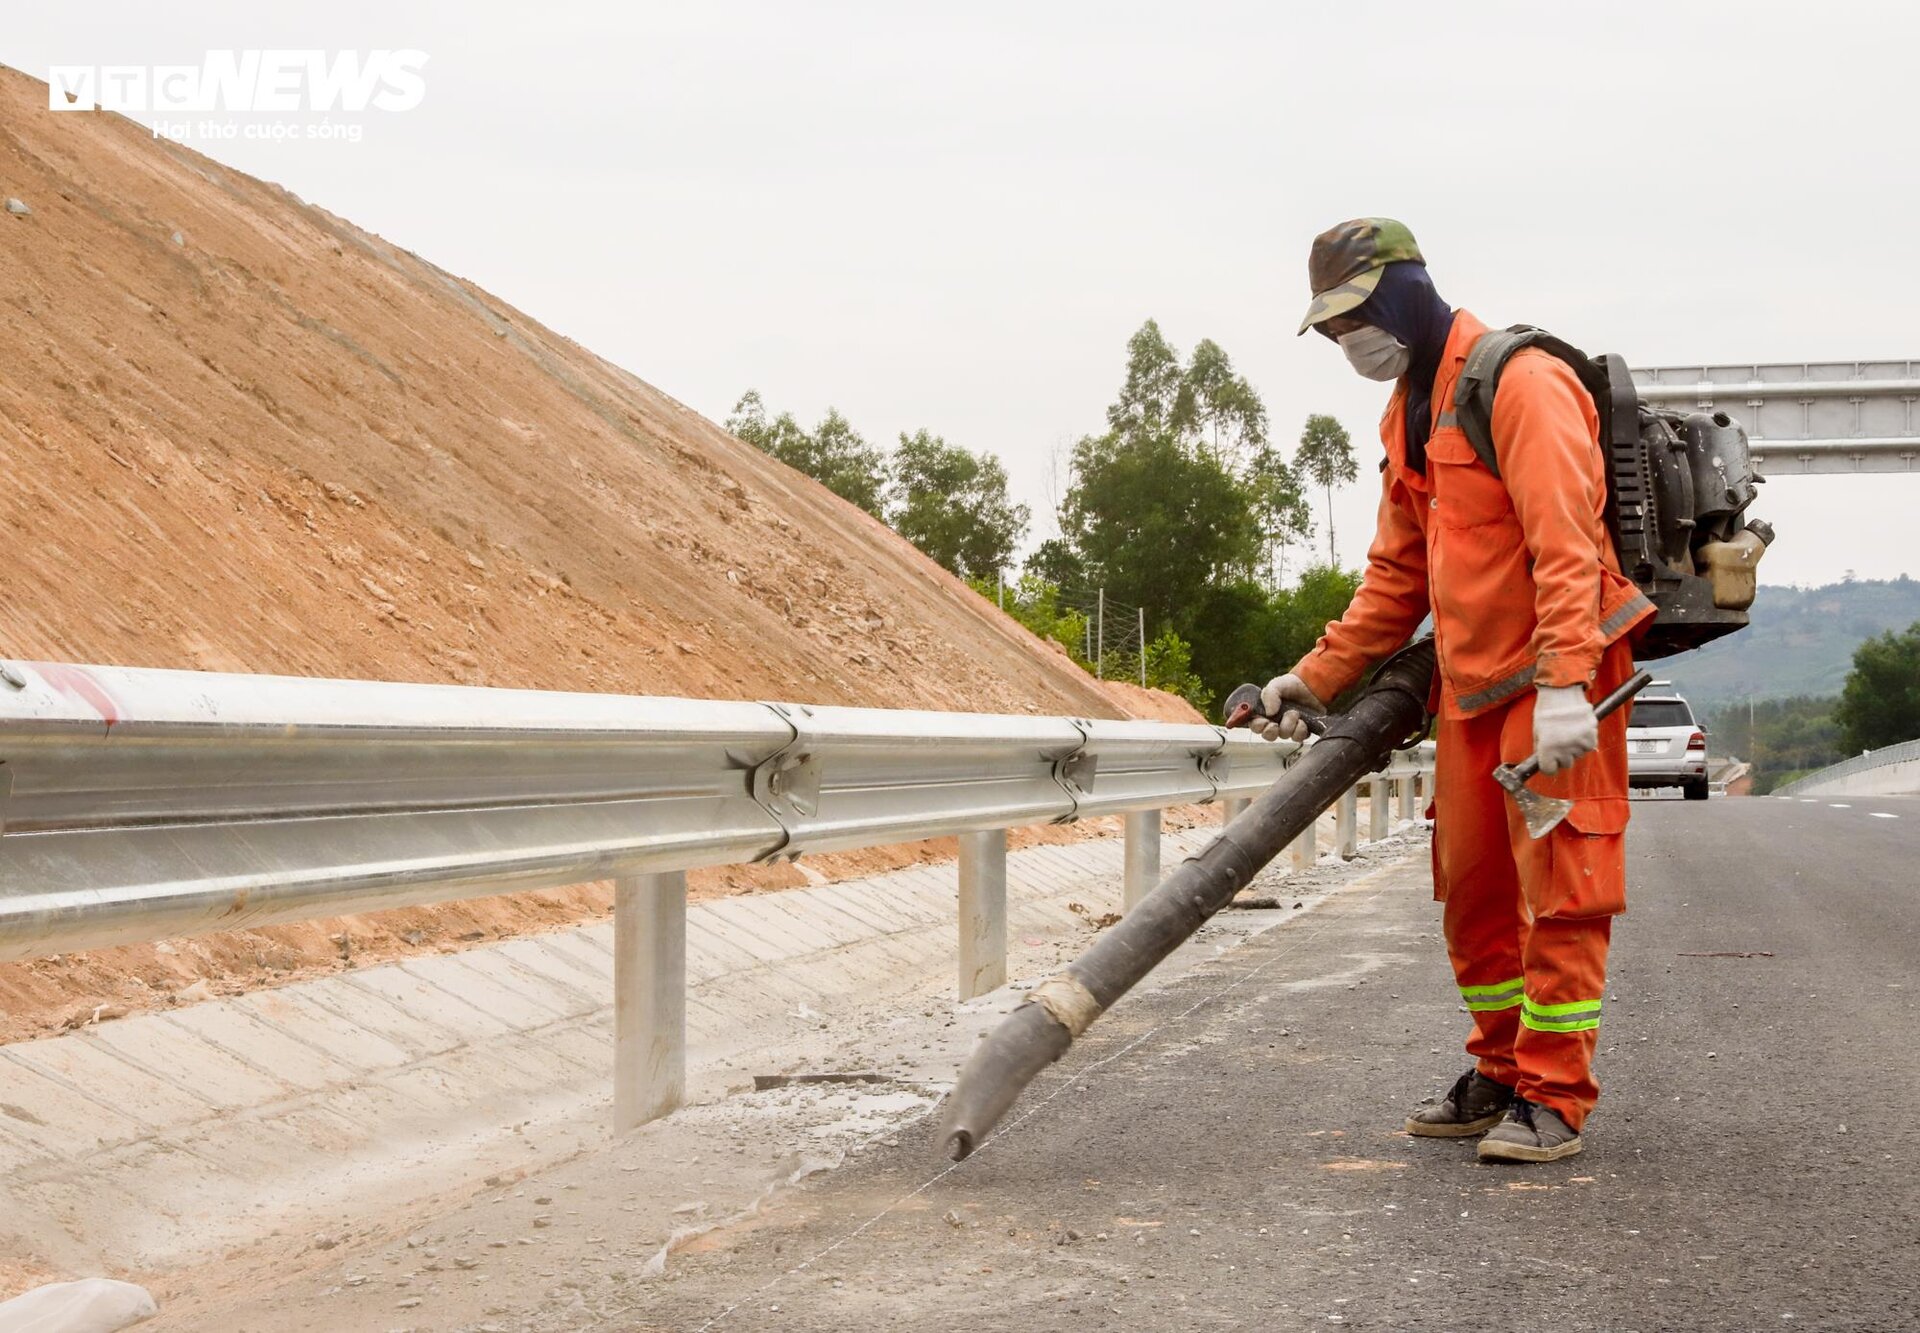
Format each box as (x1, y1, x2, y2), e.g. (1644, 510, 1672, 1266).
(31, 663, 122, 729)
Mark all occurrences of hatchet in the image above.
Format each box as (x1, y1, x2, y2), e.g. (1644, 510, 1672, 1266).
(1221, 683, 1330, 737)
(1496, 670, 1653, 839)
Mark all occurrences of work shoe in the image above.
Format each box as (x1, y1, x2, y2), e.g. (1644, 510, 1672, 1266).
(1476, 1098, 1583, 1163)
(1405, 1068, 1513, 1138)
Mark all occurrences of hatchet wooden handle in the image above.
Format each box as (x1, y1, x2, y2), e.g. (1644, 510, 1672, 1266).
(1507, 669, 1654, 784)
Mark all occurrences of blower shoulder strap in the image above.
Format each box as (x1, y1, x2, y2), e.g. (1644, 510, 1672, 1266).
(1453, 324, 1611, 479)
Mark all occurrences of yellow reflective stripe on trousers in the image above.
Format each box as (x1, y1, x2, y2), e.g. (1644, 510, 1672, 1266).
(1459, 976, 1524, 1012)
(1520, 993, 1603, 1033)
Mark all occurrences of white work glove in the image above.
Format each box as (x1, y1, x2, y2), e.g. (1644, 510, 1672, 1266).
(1533, 684, 1598, 775)
(1253, 674, 1326, 743)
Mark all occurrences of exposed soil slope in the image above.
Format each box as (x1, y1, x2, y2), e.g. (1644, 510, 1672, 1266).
(0, 68, 1206, 1039)
(0, 67, 1120, 716)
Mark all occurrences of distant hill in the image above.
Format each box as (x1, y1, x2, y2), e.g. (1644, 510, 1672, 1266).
(1652, 577, 1920, 720)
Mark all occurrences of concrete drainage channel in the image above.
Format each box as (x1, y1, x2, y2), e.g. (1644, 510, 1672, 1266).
(0, 815, 1424, 1323)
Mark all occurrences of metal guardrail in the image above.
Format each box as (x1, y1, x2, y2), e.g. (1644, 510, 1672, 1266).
(1633, 362, 1920, 475)
(0, 658, 1432, 1129)
(1708, 758, 1752, 795)
(1774, 738, 1920, 797)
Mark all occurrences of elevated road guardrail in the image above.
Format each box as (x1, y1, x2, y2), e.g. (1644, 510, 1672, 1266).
(1633, 361, 1920, 474)
(0, 659, 1432, 1128)
(1774, 738, 1920, 799)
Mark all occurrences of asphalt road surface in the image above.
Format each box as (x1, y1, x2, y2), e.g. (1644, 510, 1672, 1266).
(614, 796, 1920, 1333)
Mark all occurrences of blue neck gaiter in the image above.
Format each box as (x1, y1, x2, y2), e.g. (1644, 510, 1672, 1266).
(1343, 261, 1455, 472)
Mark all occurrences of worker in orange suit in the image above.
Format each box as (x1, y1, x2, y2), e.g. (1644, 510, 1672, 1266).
(1250, 219, 1653, 1163)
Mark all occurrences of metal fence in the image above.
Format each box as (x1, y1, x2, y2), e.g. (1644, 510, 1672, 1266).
(1632, 361, 1920, 475)
(0, 658, 1432, 1129)
(1773, 738, 1920, 797)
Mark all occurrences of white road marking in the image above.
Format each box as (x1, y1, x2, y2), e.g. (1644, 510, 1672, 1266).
(1830, 804, 1851, 809)
(1870, 812, 1899, 820)
(1800, 799, 1819, 803)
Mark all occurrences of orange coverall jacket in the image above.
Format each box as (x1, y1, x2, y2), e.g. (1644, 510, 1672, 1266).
(1290, 309, 1653, 720)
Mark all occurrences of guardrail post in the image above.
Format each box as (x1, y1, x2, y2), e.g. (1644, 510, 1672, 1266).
(614, 870, 687, 1132)
(1290, 818, 1316, 869)
(1123, 809, 1161, 913)
(1397, 773, 1416, 823)
(958, 829, 1008, 999)
(1222, 795, 1250, 826)
(1336, 787, 1359, 860)
(1368, 778, 1390, 842)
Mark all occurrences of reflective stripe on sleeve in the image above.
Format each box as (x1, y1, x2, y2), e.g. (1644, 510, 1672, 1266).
(1601, 593, 1656, 641)
(1456, 663, 1538, 714)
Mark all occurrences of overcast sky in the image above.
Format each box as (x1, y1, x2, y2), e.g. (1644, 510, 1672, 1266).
(9, 2, 1916, 587)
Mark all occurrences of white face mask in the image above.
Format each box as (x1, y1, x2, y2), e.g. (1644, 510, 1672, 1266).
(1338, 326, 1410, 382)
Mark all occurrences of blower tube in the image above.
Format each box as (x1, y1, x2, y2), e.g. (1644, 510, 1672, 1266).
(938, 638, 1436, 1161)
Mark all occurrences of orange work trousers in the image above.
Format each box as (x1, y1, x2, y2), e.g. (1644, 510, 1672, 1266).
(1430, 638, 1634, 1131)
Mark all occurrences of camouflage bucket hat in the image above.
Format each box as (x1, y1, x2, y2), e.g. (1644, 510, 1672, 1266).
(1297, 217, 1425, 335)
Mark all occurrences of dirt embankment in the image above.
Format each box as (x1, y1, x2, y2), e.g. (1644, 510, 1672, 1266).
(0, 67, 1208, 1041)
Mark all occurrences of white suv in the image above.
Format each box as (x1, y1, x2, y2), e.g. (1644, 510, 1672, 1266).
(1625, 684, 1709, 800)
